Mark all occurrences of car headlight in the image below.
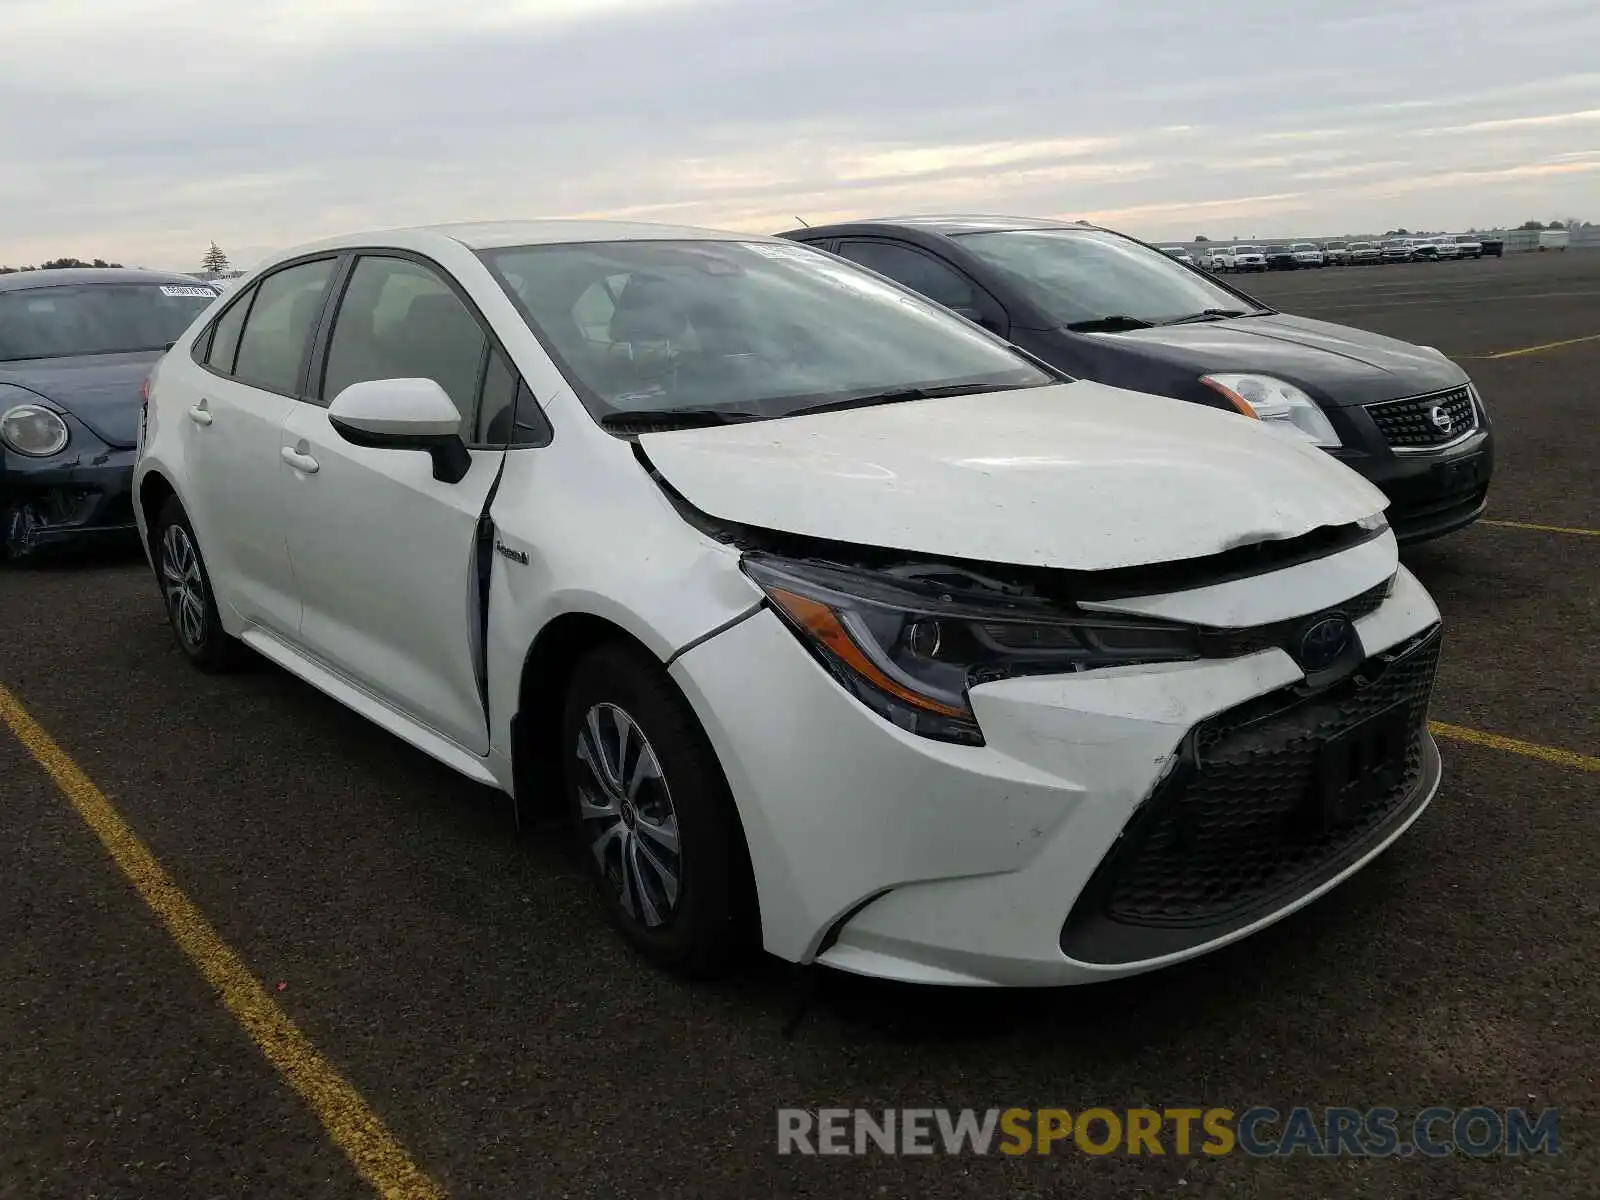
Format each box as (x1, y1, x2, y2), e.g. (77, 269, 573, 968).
(742, 554, 1201, 745)
(0, 404, 70, 457)
(1200, 374, 1341, 448)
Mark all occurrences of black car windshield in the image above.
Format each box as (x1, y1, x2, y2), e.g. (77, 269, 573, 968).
(952, 228, 1265, 328)
(0, 282, 217, 362)
(478, 239, 1054, 423)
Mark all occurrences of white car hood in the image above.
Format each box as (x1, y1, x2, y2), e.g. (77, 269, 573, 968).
(640, 381, 1389, 572)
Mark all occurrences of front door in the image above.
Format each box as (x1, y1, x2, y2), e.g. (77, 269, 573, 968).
(279, 253, 506, 754)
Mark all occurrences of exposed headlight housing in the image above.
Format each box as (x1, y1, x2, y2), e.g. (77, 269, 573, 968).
(1201, 373, 1342, 448)
(1, 404, 70, 457)
(742, 555, 1201, 745)
(1357, 510, 1390, 533)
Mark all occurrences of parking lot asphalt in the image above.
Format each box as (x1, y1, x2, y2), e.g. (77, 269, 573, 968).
(3, 251, 1596, 1199)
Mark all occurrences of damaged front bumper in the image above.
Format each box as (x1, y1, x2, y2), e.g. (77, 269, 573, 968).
(2, 424, 137, 559)
(669, 539, 1444, 987)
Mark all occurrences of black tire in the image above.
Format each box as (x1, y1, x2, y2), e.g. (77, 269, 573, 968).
(152, 496, 249, 671)
(561, 641, 750, 977)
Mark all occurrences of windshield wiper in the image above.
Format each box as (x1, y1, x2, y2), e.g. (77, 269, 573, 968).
(1161, 308, 1255, 326)
(788, 381, 1009, 418)
(599, 407, 763, 431)
(1063, 315, 1157, 332)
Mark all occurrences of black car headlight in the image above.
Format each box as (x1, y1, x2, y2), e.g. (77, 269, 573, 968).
(1, 404, 70, 457)
(742, 554, 1201, 745)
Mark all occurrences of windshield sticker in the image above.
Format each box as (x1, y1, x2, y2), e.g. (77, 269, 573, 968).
(742, 241, 816, 261)
(160, 285, 218, 298)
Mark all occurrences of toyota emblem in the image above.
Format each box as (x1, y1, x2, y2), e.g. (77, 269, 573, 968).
(1298, 615, 1352, 671)
(1428, 404, 1454, 435)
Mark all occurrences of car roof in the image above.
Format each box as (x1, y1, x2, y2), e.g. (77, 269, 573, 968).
(271, 219, 776, 260)
(0, 266, 212, 294)
(780, 214, 1095, 239)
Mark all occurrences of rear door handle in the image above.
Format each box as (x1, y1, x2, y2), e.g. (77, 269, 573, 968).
(281, 446, 320, 474)
(188, 404, 213, 426)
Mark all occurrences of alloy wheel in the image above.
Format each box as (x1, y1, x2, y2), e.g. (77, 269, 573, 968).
(575, 702, 683, 927)
(160, 522, 207, 650)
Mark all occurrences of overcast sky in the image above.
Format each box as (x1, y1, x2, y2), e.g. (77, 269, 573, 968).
(1, 0, 1596, 270)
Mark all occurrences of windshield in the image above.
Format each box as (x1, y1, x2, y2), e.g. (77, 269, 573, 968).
(0, 281, 217, 362)
(478, 239, 1053, 423)
(1291, 243, 1317, 251)
(1350, 242, 1374, 249)
(1266, 245, 1290, 254)
(951, 228, 1262, 328)
(1324, 242, 1347, 250)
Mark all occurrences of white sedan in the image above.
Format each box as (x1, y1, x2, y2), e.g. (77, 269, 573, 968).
(134, 220, 1444, 987)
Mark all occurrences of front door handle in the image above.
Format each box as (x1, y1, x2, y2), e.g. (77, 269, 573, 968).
(188, 403, 213, 426)
(281, 446, 320, 474)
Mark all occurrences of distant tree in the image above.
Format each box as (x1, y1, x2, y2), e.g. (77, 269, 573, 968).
(1518, 220, 1546, 230)
(201, 241, 231, 276)
(1194, 234, 1210, 242)
(2, 257, 121, 272)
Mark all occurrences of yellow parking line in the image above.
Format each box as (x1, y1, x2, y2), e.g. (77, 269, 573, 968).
(0, 683, 445, 1200)
(1484, 332, 1600, 359)
(1480, 519, 1599, 536)
(1430, 721, 1599, 772)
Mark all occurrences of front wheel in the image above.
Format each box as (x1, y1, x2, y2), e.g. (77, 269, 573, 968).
(152, 497, 248, 671)
(562, 642, 750, 977)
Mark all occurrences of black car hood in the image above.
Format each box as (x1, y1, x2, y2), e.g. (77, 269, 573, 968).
(0, 350, 161, 448)
(1086, 313, 1464, 406)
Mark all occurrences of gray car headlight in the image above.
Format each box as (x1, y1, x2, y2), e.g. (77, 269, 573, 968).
(742, 554, 1201, 746)
(1200, 373, 1342, 448)
(1, 404, 70, 457)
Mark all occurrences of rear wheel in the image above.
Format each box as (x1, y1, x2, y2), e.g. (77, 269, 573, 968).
(153, 497, 248, 671)
(561, 642, 750, 977)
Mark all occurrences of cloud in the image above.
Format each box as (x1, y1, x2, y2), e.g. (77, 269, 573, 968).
(1424, 108, 1600, 135)
(0, 0, 1596, 267)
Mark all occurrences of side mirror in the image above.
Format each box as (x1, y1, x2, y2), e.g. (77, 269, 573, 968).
(327, 378, 471, 484)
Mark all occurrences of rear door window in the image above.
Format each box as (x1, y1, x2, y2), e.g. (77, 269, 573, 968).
(205, 286, 255, 374)
(232, 259, 336, 395)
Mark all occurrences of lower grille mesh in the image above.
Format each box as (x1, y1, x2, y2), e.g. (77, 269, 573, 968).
(1074, 626, 1441, 934)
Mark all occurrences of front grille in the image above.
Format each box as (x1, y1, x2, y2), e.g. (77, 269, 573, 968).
(1197, 576, 1391, 660)
(1061, 625, 1441, 960)
(1365, 386, 1478, 449)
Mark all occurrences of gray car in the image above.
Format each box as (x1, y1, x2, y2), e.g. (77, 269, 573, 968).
(1, 268, 219, 559)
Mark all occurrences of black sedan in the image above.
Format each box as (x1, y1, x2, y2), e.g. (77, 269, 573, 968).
(776, 216, 1493, 544)
(1, 268, 219, 560)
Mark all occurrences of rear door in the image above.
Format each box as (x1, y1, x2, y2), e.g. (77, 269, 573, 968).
(183, 257, 337, 637)
(278, 252, 509, 754)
